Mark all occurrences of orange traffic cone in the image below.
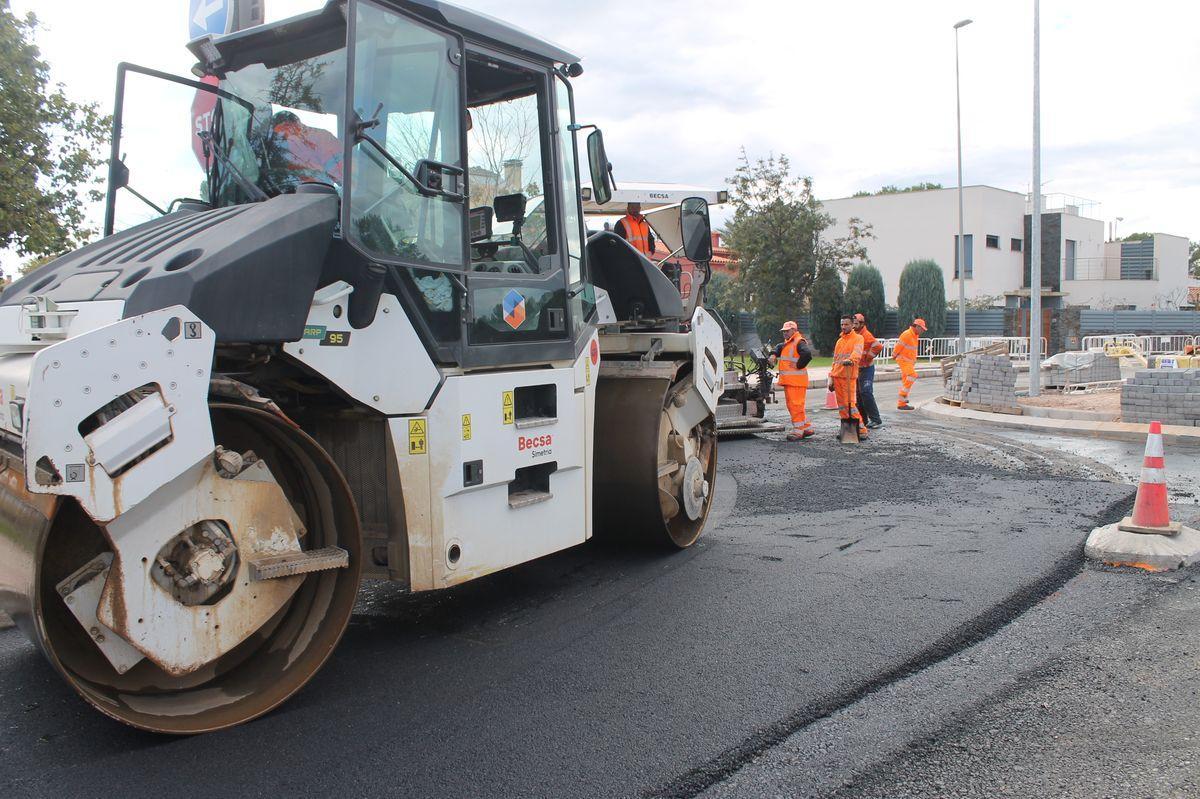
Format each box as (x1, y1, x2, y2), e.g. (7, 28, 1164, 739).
(1118, 421, 1182, 535)
(823, 386, 838, 410)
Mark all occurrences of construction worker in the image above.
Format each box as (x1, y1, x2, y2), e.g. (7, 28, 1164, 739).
(614, 202, 656, 257)
(828, 315, 867, 438)
(853, 312, 884, 428)
(895, 317, 927, 410)
(769, 321, 814, 440)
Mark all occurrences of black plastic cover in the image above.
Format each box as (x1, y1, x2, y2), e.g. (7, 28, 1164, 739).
(1, 193, 339, 343)
(586, 231, 684, 321)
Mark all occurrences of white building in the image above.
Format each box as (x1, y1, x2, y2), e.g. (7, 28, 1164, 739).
(820, 186, 1191, 311)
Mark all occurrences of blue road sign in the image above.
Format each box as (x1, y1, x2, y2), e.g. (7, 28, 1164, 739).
(189, 0, 231, 40)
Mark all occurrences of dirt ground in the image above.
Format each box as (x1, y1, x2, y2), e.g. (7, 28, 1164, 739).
(1018, 390, 1121, 413)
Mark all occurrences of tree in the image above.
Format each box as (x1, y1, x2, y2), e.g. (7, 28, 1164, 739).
(1189, 240, 1198, 279)
(843, 264, 886, 330)
(723, 150, 870, 341)
(852, 182, 943, 197)
(704, 271, 737, 333)
(810, 265, 844, 355)
(1120, 232, 1154, 242)
(0, 3, 110, 260)
(898, 260, 946, 337)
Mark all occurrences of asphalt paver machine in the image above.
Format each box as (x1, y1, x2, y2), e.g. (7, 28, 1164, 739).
(0, 0, 722, 732)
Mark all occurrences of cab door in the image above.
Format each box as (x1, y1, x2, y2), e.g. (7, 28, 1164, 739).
(459, 46, 583, 368)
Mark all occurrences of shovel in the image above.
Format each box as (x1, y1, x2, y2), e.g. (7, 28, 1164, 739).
(838, 417, 861, 444)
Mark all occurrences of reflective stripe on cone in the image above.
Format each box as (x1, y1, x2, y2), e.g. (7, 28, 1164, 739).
(1119, 421, 1182, 535)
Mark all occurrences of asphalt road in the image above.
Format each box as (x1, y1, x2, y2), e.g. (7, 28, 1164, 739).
(0, 403, 1133, 798)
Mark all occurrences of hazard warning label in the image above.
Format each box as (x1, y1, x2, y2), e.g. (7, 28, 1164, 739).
(407, 419, 427, 455)
(461, 413, 472, 441)
(502, 391, 514, 425)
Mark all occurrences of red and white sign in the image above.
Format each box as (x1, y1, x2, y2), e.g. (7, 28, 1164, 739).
(191, 75, 220, 167)
(518, 434, 553, 452)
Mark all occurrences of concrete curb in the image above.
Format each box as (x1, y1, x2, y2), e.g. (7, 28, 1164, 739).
(918, 397, 1200, 445)
(805, 366, 939, 390)
(1018, 404, 1119, 422)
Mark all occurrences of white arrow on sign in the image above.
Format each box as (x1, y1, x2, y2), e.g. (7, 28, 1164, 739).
(192, 0, 226, 29)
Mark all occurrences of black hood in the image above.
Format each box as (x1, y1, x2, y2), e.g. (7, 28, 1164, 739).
(2, 192, 338, 343)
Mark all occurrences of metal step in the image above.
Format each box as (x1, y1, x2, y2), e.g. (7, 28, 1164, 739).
(249, 546, 349, 580)
(508, 489, 553, 509)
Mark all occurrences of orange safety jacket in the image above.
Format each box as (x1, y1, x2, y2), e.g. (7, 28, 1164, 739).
(775, 333, 811, 387)
(894, 328, 920, 366)
(618, 214, 654, 256)
(830, 331, 864, 380)
(858, 326, 883, 367)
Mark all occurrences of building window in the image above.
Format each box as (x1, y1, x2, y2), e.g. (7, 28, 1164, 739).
(1065, 239, 1076, 280)
(953, 234, 973, 279)
(986, 234, 1000, 249)
(1010, 237, 1022, 252)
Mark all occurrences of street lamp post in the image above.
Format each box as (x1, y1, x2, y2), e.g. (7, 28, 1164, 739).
(954, 18, 972, 355)
(1030, 0, 1042, 397)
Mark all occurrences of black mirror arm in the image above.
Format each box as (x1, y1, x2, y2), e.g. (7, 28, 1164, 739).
(354, 125, 464, 202)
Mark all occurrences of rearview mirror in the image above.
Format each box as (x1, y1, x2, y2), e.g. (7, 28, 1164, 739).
(586, 129, 614, 205)
(680, 197, 713, 262)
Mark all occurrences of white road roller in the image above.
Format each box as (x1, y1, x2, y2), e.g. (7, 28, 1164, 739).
(0, 0, 722, 732)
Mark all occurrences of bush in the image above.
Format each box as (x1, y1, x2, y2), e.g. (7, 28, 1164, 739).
(810, 266, 844, 356)
(843, 264, 886, 332)
(898, 260, 946, 337)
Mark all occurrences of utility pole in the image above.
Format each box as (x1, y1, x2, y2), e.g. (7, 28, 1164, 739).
(954, 19, 972, 356)
(1029, 0, 1042, 397)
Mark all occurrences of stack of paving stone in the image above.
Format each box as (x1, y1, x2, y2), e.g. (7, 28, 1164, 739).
(1121, 369, 1200, 426)
(1043, 352, 1122, 389)
(945, 354, 1022, 413)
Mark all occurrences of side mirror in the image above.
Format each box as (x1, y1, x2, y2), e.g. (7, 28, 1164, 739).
(680, 197, 713, 262)
(586, 129, 614, 205)
(109, 156, 130, 191)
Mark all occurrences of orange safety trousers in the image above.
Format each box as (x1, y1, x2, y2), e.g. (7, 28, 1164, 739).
(897, 362, 918, 406)
(832, 377, 860, 424)
(783, 385, 810, 434)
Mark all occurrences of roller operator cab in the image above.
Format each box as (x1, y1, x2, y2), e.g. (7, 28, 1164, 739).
(0, 0, 723, 732)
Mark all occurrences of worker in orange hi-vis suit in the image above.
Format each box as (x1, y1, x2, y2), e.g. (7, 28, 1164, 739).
(769, 320, 814, 441)
(828, 315, 867, 438)
(894, 318, 927, 410)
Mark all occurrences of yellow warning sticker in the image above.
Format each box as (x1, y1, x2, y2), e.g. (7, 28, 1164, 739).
(502, 390, 514, 425)
(407, 419, 427, 455)
(461, 413, 472, 441)
(585, 358, 591, 386)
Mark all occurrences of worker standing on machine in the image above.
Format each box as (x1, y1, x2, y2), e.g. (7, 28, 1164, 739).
(895, 318, 926, 410)
(614, 202, 656, 257)
(770, 320, 814, 441)
(853, 313, 884, 429)
(829, 315, 867, 439)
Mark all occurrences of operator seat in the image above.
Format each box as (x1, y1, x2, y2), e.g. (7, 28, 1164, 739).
(586, 231, 684, 322)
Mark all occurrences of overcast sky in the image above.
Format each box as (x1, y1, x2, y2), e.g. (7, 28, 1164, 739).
(7, 0, 1198, 275)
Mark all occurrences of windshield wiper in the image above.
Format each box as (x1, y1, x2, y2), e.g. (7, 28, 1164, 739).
(198, 130, 270, 202)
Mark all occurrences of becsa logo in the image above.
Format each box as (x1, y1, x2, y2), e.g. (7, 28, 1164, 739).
(518, 434, 553, 451)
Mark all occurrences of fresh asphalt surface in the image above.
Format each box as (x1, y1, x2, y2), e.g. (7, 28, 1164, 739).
(0, 381, 1137, 798)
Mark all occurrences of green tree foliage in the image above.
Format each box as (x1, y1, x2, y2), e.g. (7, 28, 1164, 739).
(843, 264, 886, 331)
(1190, 241, 1199, 279)
(1120, 232, 1153, 242)
(809, 265, 844, 356)
(723, 150, 870, 341)
(703, 271, 737, 333)
(0, 2, 110, 260)
(898, 260, 946, 337)
(852, 182, 943, 198)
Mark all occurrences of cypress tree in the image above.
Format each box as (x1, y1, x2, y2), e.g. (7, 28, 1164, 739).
(810, 265, 844, 355)
(897, 260, 946, 337)
(843, 264, 886, 332)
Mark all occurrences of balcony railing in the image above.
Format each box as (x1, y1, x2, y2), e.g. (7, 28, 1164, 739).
(1062, 256, 1158, 281)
